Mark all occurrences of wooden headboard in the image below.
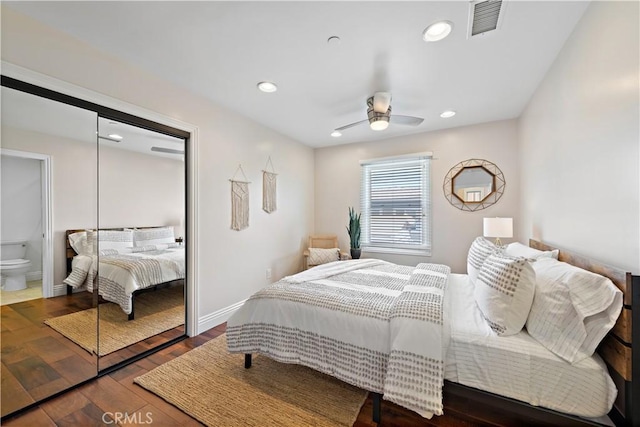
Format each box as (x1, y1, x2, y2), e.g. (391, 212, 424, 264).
(530, 239, 638, 425)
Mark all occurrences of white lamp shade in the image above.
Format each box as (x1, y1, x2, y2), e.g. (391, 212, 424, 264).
(483, 217, 513, 238)
(175, 217, 185, 238)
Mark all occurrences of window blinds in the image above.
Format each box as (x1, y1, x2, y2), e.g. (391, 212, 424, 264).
(360, 154, 431, 253)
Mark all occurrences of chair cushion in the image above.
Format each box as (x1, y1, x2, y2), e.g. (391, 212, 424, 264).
(307, 247, 340, 266)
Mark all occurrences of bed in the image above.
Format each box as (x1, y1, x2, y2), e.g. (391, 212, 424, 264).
(226, 239, 638, 425)
(63, 227, 185, 320)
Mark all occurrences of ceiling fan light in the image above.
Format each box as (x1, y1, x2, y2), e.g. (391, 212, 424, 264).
(423, 21, 453, 42)
(370, 118, 389, 131)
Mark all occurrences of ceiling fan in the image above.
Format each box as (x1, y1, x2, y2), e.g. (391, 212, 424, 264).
(334, 92, 424, 133)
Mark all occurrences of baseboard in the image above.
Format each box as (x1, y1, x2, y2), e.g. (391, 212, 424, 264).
(197, 299, 246, 334)
(53, 283, 68, 296)
(26, 271, 42, 281)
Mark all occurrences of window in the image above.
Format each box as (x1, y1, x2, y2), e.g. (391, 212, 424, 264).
(360, 153, 432, 255)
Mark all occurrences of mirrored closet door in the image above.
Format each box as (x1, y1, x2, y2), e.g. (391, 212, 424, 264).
(96, 118, 186, 370)
(1, 86, 99, 416)
(1, 79, 189, 417)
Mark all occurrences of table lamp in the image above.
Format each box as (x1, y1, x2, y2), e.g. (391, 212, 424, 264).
(483, 217, 513, 246)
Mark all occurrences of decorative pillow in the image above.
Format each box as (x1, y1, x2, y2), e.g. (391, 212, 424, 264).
(68, 231, 94, 256)
(62, 255, 93, 288)
(467, 237, 500, 285)
(505, 242, 559, 260)
(307, 247, 340, 266)
(526, 258, 623, 364)
(133, 227, 175, 247)
(474, 253, 536, 336)
(92, 229, 134, 251)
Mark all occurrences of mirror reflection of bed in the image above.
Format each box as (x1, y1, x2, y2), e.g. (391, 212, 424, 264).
(95, 118, 185, 370)
(62, 227, 186, 368)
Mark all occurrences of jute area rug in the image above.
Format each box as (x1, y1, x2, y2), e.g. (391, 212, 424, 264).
(44, 285, 184, 356)
(134, 335, 368, 426)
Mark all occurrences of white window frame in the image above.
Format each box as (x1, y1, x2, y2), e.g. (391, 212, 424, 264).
(360, 152, 432, 256)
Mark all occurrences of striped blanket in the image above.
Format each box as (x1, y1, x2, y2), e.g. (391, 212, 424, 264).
(226, 259, 450, 418)
(63, 246, 185, 314)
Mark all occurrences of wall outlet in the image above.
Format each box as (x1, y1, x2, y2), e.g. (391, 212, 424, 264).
(266, 268, 272, 280)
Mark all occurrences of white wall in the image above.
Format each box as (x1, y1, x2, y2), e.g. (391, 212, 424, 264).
(0, 155, 43, 277)
(99, 145, 183, 230)
(518, 1, 639, 273)
(1, 127, 184, 285)
(0, 6, 315, 329)
(315, 119, 520, 273)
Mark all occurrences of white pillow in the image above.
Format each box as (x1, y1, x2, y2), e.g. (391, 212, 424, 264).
(307, 247, 340, 266)
(68, 231, 94, 256)
(474, 253, 536, 336)
(467, 237, 500, 285)
(133, 227, 175, 247)
(505, 242, 559, 260)
(92, 229, 134, 251)
(526, 258, 623, 364)
(62, 255, 93, 288)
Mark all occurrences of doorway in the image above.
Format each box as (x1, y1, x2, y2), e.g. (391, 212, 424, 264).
(0, 148, 53, 304)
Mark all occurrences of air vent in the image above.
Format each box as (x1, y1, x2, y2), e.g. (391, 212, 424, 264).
(470, 0, 503, 36)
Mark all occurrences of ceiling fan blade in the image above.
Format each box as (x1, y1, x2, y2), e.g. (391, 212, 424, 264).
(390, 115, 424, 126)
(335, 119, 369, 132)
(151, 146, 184, 155)
(372, 92, 392, 113)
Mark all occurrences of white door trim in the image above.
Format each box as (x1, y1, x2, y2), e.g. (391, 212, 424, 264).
(2, 61, 200, 337)
(0, 148, 53, 297)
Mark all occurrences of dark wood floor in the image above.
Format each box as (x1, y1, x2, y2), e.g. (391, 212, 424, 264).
(1, 292, 97, 417)
(3, 297, 604, 427)
(3, 320, 557, 427)
(1, 290, 185, 418)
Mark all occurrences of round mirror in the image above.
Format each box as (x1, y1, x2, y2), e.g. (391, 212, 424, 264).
(443, 159, 505, 211)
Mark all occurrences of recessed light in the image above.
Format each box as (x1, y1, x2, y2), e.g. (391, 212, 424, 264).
(331, 130, 342, 137)
(327, 36, 341, 45)
(108, 134, 123, 140)
(440, 110, 456, 118)
(423, 21, 453, 42)
(257, 81, 277, 93)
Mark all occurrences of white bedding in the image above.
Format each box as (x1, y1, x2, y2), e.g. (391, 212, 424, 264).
(64, 245, 185, 314)
(227, 260, 451, 418)
(444, 273, 617, 418)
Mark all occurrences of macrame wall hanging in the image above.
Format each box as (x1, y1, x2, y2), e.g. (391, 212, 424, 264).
(262, 156, 277, 214)
(230, 165, 250, 231)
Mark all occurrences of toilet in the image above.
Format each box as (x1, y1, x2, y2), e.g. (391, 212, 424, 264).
(1, 241, 33, 291)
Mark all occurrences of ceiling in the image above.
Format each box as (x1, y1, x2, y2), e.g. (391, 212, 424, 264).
(2, 86, 185, 160)
(4, 1, 589, 148)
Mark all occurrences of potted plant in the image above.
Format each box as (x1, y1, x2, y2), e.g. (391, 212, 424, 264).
(346, 207, 361, 259)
